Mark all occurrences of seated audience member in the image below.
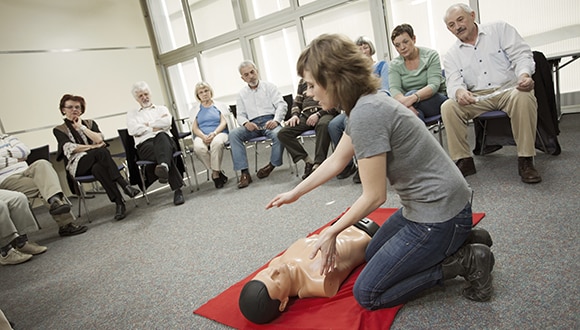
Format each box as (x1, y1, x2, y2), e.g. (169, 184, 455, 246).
(0, 135, 87, 237)
(229, 60, 287, 188)
(54, 94, 140, 220)
(355, 36, 389, 91)
(239, 217, 492, 324)
(389, 23, 447, 121)
(267, 34, 495, 312)
(0, 190, 47, 265)
(328, 113, 357, 181)
(189, 82, 229, 189)
(127, 81, 185, 205)
(278, 79, 338, 179)
(441, 4, 541, 183)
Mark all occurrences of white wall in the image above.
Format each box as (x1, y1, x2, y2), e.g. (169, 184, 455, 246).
(0, 0, 163, 151)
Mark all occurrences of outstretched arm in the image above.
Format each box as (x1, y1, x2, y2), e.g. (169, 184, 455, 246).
(266, 133, 355, 209)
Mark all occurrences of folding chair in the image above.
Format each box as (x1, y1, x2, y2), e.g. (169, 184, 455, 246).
(423, 114, 444, 145)
(71, 164, 135, 222)
(118, 127, 195, 205)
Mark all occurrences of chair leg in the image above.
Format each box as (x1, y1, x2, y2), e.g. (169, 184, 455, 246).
(480, 120, 488, 156)
(28, 202, 42, 230)
(138, 165, 150, 205)
(75, 181, 91, 223)
(180, 154, 196, 192)
(253, 142, 259, 173)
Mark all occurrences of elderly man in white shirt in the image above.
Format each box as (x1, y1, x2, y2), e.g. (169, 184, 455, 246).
(229, 61, 287, 188)
(441, 3, 540, 184)
(127, 81, 184, 205)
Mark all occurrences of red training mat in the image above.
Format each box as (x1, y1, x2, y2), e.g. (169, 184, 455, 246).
(194, 208, 485, 330)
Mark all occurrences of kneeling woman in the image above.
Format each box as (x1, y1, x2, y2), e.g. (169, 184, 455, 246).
(267, 34, 494, 309)
(53, 94, 140, 220)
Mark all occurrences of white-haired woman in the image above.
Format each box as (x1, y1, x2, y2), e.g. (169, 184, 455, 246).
(188, 82, 230, 188)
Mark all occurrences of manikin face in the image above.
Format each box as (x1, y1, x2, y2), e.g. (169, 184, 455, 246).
(359, 43, 372, 58)
(135, 90, 152, 108)
(197, 87, 212, 103)
(303, 70, 335, 111)
(62, 100, 82, 121)
(240, 65, 259, 88)
(445, 7, 477, 43)
(392, 32, 416, 59)
(253, 264, 292, 311)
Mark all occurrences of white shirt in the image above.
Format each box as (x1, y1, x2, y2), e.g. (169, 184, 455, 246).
(235, 80, 287, 126)
(444, 21, 535, 100)
(0, 134, 30, 185)
(126, 104, 173, 146)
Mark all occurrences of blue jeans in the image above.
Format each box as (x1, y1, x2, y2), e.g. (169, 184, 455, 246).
(328, 113, 347, 147)
(353, 203, 473, 309)
(229, 115, 284, 171)
(406, 91, 448, 121)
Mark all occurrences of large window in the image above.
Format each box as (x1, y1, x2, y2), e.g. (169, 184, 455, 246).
(240, 0, 291, 21)
(251, 27, 301, 96)
(167, 59, 202, 120)
(188, 0, 237, 43)
(387, 0, 467, 59)
(302, 1, 374, 50)
(199, 41, 245, 106)
(147, 0, 189, 53)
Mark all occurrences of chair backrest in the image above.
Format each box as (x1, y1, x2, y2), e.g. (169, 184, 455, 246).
(283, 94, 294, 122)
(26, 145, 49, 165)
(117, 128, 142, 186)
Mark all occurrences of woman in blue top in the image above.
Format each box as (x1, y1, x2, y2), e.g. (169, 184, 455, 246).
(189, 82, 230, 188)
(388, 24, 447, 121)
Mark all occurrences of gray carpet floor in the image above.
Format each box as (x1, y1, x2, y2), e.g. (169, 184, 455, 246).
(1, 113, 578, 329)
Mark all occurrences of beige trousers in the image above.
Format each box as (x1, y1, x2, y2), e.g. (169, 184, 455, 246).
(0, 160, 73, 226)
(0, 190, 39, 247)
(192, 133, 229, 172)
(441, 88, 537, 161)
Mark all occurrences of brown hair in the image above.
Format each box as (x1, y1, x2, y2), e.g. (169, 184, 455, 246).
(296, 34, 380, 114)
(391, 23, 415, 43)
(59, 94, 86, 115)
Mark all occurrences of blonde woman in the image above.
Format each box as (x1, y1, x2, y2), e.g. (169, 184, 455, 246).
(188, 82, 230, 188)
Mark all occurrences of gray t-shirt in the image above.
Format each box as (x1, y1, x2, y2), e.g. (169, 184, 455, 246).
(346, 92, 471, 223)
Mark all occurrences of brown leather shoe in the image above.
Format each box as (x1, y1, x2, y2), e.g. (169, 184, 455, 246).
(257, 163, 275, 179)
(455, 157, 476, 177)
(518, 157, 542, 183)
(238, 172, 253, 188)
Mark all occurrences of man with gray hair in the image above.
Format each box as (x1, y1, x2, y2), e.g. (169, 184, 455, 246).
(229, 61, 287, 188)
(441, 3, 541, 184)
(127, 81, 185, 205)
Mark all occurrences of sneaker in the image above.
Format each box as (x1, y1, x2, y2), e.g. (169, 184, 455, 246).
(58, 223, 88, 237)
(16, 242, 47, 255)
(49, 197, 71, 216)
(0, 248, 33, 265)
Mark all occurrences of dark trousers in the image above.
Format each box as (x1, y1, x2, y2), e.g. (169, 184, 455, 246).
(76, 148, 124, 204)
(137, 133, 183, 191)
(278, 113, 335, 164)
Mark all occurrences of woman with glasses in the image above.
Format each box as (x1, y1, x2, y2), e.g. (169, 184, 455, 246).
(53, 94, 140, 220)
(188, 82, 230, 189)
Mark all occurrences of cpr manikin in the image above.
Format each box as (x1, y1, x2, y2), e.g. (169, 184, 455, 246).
(239, 218, 379, 324)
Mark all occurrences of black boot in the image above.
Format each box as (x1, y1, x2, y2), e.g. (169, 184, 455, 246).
(442, 243, 495, 302)
(114, 203, 126, 221)
(465, 228, 493, 247)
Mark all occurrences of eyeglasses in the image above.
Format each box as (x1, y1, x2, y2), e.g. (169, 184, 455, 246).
(63, 105, 82, 110)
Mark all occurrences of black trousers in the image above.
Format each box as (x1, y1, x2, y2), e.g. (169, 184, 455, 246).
(278, 113, 335, 164)
(137, 133, 183, 191)
(76, 148, 123, 204)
